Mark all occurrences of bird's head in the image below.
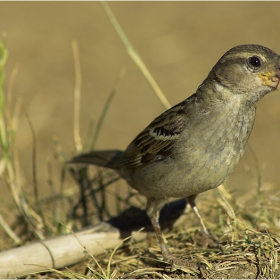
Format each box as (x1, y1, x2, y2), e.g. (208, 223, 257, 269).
(208, 44, 280, 103)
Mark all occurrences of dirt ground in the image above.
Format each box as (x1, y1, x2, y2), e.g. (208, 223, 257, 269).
(0, 2, 280, 278)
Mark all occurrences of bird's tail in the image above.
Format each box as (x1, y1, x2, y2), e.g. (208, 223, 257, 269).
(69, 149, 123, 170)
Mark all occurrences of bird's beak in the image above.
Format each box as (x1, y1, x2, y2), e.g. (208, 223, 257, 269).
(259, 69, 280, 90)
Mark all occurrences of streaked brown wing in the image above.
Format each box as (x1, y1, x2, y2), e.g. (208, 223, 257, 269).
(119, 101, 187, 168)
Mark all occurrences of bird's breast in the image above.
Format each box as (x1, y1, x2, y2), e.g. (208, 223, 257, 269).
(170, 102, 256, 196)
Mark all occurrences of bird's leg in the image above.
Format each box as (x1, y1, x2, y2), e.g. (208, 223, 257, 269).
(186, 195, 209, 235)
(146, 198, 174, 262)
(146, 198, 197, 267)
(186, 194, 221, 249)
(149, 210, 175, 262)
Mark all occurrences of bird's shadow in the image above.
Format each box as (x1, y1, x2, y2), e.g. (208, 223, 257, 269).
(107, 198, 187, 238)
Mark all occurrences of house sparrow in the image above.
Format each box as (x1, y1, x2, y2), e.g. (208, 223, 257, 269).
(70, 44, 280, 266)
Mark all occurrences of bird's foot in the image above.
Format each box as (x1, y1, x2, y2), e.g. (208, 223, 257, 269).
(162, 250, 194, 268)
(194, 230, 224, 251)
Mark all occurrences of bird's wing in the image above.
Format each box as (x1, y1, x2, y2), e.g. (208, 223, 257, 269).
(119, 100, 188, 168)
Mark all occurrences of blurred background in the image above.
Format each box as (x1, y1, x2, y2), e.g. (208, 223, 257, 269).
(0, 2, 280, 222)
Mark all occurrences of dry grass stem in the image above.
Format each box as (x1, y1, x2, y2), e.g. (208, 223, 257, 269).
(100, 1, 171, 110)
(90, 67, 126, 150)
(72, 40, 83, 153)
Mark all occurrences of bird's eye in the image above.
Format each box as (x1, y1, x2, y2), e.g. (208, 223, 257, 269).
(249, 56, 262, 67)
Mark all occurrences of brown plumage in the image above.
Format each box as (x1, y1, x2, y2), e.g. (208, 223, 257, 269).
(70, 44, 280, 266)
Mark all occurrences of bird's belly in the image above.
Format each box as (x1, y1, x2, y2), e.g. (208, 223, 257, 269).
(122, 137, 247, 199)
